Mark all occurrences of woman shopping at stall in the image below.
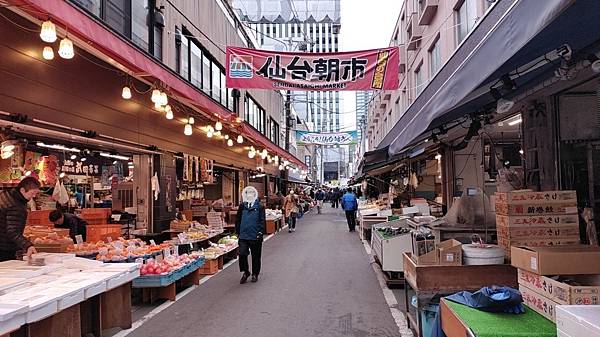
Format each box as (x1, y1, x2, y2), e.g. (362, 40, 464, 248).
(283, 190, 299, 233)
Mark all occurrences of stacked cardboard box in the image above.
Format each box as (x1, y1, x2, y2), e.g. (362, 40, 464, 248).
(511, 246, 600, 322)
(495, 190, 580, 256)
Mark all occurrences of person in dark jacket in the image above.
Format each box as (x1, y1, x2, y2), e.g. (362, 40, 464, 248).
(341, 188, 359, 232)
(235, 186, 266, 284)
(0, 177, 41, 261)
(49, 210, 88, 241)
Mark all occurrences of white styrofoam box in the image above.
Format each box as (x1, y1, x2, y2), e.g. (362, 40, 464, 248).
(556, 305, 600, 337)
(25, 301, 58, 323)
(0, 292, 58, 323)
(56, 288, 85, 311)
(106, 270, 139, 290)
(92, 263, 140, 273)
(31, 253, 76, 265)
(58, 274, 108, 299)
(0, 278, 26, 292)
(0, 266, 49, 278)
(62, 257, 104, 270)
(28, 275, 59, 285)
(0, 303, 27, 335)
(0, 260, 28, 270)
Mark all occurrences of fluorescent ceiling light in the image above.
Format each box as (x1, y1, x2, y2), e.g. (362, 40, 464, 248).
(36, 142, 80, 152)
(100, 152, 130, 161)
(508, 118, 522, 126)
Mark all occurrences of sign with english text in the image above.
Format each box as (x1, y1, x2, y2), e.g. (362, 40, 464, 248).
(296, 131, 357, 146)
(226, 47, 399, 91)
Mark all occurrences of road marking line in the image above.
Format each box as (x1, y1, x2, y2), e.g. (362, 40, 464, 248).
(362, 240, 414, 337)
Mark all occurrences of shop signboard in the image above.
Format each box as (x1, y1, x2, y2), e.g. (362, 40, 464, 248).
(61, 159, 101, 176)
(304, 155, 311, 168)
(295, 131, 357, 146)
(226, 46, 399, 91)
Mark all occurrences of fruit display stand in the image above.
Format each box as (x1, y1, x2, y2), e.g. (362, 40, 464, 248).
(198, 242, 239, 275)
(0, 256, 139, 337)
(133, 256, 206, 303)
(402, 253, 518, 336)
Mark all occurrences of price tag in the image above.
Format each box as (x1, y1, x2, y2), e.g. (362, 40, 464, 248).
(163, 248, 171, 258)
(172, 246, 178, 257)
(75, 235, 83, 245)
(177, 233, 188, 243)
(150, 240, 156, 246)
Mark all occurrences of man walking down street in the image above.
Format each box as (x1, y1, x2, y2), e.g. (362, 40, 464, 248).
(331, 188, 340, 208)
(341, 188, 358, 232)
(0, 177, 41, 261)
(236, 187, 266, 284)
(315, 189, 325, 214)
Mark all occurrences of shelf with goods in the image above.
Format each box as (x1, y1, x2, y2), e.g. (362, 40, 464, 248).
(0, 255, 139, 336)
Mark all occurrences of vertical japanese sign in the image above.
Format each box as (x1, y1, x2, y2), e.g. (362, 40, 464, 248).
(226, 47, 399, 91)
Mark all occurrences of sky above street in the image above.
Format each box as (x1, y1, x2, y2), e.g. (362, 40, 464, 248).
(339, 0, 403, 131)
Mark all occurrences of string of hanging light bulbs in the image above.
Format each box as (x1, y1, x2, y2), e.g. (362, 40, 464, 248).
(35, 19, 303, 172)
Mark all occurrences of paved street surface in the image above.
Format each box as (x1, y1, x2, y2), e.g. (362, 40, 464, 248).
(128, 205, 401, 337)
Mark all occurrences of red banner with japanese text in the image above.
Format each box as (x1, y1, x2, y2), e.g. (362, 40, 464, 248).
(226, 46, 399, 91)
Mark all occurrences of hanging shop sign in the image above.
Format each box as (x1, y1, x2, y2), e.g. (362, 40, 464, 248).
(304, 155, 311, 168)
(296, 130, 358, 146)
(226, 46, 399, 91)
(61, 159, 101, 176)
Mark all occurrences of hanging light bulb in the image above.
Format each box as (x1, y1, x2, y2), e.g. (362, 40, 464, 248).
(42, 46, 54, 60)
(184, 123, 192, 136)
(151, 89, 161, 103)
(260, 149, 268, 159)
(274, 155, 279, 164)
(59, 172, 66, 178)
(58, 37, 74, 59)
(159, 92, 168, 106)
(250, 146, 255, 152)
(165, 109, 174, 120)
(227, 139, 233, 147)
(121, 86, 132, 99)
(278, 164, 284, 170)
(248, 150, 256, 159)
(40, 20, 57, 43)
(215, 121, 223, 131)
(188, 116, 195, 124)
(154, 101, 164, 111)
(224, 134, 229, 140)
(207, 131, 213, 138)
(70, 154, 77, 160)
(237, 135, 243, 144)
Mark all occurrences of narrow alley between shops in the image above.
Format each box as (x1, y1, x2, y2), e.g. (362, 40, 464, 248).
(124, 206, 401, 337)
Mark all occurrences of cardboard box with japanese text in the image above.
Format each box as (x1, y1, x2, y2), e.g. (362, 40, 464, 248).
(511, 245, 600, 275)
(518, 269, 600, 305)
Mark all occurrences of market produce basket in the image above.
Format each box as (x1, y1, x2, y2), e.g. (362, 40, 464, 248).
(86, 224, 121, 242)
(132, 257, 205, 288)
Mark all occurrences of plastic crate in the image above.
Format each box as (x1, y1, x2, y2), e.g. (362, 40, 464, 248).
(86, 224, 121, 242)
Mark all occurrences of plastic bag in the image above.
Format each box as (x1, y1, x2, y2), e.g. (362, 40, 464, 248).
(52, 180, 69, 205)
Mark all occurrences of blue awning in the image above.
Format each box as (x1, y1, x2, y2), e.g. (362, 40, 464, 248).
(385, 0, 576, 155)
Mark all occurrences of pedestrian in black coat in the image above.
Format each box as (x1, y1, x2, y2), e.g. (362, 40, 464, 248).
(0, 177, 41, 261)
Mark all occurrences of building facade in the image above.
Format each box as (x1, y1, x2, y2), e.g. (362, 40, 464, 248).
(366, 0, 493, 150)
(233, 0, 346, 183)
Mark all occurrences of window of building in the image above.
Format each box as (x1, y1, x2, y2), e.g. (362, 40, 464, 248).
(429, 36, 441, 76)
(212, 61, 221, 102)
(269, 117, 280, 145)
(456, 0, 477, 45)
(202, 54, 211, 95)
(72, 0, 162, 59)
(176, 27, 231, 111)
(131, 0, 149, 50)
(245, 95, 266, 134)
(104, 0, 130, 36)
(415, 63, 425, 95)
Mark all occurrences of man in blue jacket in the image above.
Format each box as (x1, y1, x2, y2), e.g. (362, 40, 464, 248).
(340, 188, 358, 232)
(235, 187, 267, 284)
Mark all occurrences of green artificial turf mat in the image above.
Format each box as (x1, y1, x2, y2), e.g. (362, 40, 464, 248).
(445, 300, 557, 337)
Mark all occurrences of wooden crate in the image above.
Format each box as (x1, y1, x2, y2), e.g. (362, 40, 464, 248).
(497, 225, 580, 240)
(198, 258, 220, 275)
(86, 224, 121, 242)
(35, 243, 70, 253)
